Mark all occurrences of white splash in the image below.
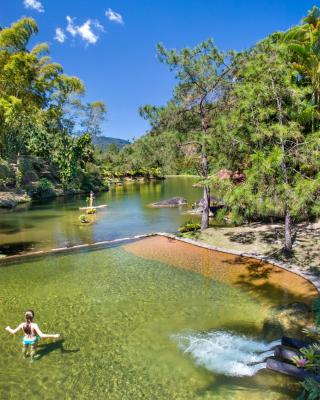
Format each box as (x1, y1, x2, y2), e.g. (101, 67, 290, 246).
(171, 331, 280, 377)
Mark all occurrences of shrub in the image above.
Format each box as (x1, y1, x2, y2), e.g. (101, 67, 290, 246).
(214, 208, 229, 224)
(0, 159, 15, 189)
(79, 214, 89, 223)
(296, 297, 320, 399)
(298, 378, 320, 400)
(86, 208, 96, 215)
(29, 178, 55, 200)
(80, 163, 105, 191)
(179, 221, 201, 233)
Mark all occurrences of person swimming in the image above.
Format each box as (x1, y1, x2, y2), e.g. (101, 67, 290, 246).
(5, 310, 60, 359)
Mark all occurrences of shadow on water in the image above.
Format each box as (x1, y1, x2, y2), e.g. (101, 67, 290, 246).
(220, 257, 316, 305)
(196, 372, 299, 399)
(0, 221, 35, 234)
(22, 214, 61, 220)
(35, 340, 80, 360)
(236, 260, 282, 281)
(0, 241, 38, 256)
(236, 273, 315, 306)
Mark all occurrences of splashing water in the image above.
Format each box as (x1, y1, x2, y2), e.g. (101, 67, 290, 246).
(172, 331, 280, 377)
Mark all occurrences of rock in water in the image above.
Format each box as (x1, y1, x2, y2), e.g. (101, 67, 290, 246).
(152, 197, 188, 207)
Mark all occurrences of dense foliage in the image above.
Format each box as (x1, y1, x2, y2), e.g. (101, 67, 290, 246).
(106, 6, 320, 248)
(0, 18, 107, 193)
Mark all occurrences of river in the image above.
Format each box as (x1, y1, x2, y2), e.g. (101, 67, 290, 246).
(0, 177, 201, 255)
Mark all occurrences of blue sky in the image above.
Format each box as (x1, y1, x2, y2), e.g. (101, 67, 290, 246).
(2, 0, 317, 140)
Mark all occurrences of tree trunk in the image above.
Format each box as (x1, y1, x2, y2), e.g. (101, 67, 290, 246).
(200, 147, 210, 231)
(271, 77, 293, 252)
(199, 99, 210, 231)
(201, 184, 210, 230)
(284, 206, 292, 252)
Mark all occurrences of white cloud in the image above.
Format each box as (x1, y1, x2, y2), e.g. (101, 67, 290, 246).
(23, 0, 44, 12)
(105, 8, 123, 24)
(77, 20, 99, 44)
(65, 16, 104, 45)
(66, 16, 77, 37)
(54, 28, 66, 43)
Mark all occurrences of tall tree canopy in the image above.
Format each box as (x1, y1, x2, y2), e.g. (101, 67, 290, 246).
(0, 17, 107, 191)
(212, 39, 320, 250)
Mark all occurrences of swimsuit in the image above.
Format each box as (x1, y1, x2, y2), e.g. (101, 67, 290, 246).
(23, 336, 40, 346)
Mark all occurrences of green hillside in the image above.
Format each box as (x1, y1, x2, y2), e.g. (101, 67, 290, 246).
(92, 136, 130, 150)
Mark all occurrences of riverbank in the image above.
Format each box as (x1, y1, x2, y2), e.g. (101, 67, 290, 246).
(165, 174, 200, 178)
(107, 176, 165, 185)
(0, 185, 108, 209)
(181, 221, 320, 276)
(0, 191, 31, 209)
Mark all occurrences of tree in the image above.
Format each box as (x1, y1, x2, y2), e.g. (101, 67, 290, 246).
(0, 17, 106, 192)
(284, 6, 320, 132)
(155, 39, 231, 229)
(212, 39, 320, 251)
(81, 101, 106, 138)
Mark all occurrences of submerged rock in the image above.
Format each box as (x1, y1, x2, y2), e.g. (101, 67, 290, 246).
(152, 197, 188, 207)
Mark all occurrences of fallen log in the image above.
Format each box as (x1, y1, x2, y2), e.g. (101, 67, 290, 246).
(266, 358, 320, 382)
(79, 205, 108, 210)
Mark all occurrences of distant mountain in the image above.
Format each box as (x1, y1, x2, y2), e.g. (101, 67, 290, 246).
(92, 136, 130, 150)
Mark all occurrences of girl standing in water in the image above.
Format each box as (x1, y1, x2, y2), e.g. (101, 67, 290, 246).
(5, 310, 60, 359)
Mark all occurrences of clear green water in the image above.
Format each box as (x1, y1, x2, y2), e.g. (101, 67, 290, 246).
(0, 177, 201, 255)
(0, 242, 300, 400)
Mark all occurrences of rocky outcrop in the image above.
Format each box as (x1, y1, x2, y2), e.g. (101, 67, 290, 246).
(0, 191, 31, 209)
(151, 197, 188, 208)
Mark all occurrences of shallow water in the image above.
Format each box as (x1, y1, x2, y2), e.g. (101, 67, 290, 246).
(1, 237, 315, 399)
(0, 177, 201, 255)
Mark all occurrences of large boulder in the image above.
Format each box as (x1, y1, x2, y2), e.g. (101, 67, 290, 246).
(152, 197, 188, 208)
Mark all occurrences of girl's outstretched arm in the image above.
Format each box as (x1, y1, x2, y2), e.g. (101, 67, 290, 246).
(5, 324, 23, 335)
(33, 324, 59, 339)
